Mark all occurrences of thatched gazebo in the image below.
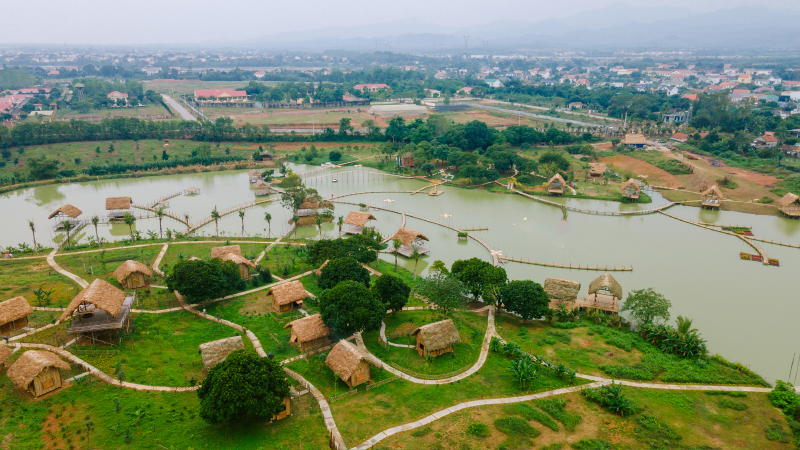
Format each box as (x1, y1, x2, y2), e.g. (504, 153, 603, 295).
(7, 350, 70, 398)
(252, 180, 272, 197)
(576, 273, 622, 313)
(198, 336, 244, 369)
(325, 340, 373, 388)
(412, 319, 461, 357)
(112, 260, 152, 289)
(183, 187, 200, 195)
(547, 173, 567, 196)
(543, 278, 581, 310)
(297, 196, 335, 217)
(268, 281, 307, 313)
(701, 185, 723, 209)
(621, 133, 647, 148)
(343, 211, 377, 235)
(248, 169, 263, 183)
(59, 279, 133, 344)
(106, 197, 133, 219)
(588, 163, 607, 178)
(778, 193, 800, 218)
(284, 314, 332, 352)
(621, 179, 640, 201)
(0, 344, 12, 370)
(389, 227, 430, 257)
(48, 204, 82, 230)
(0, 296, 34, 335)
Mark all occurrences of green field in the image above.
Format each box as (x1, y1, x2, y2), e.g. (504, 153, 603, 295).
(54, 104, 174, 120)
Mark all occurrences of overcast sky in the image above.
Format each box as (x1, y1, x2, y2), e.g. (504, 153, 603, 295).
(1, 0, 798, 45)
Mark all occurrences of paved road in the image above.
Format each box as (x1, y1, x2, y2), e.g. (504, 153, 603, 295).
(484, 99, 622, 122)
(162, 94, 196, 121)
(464, 103, 608, 128)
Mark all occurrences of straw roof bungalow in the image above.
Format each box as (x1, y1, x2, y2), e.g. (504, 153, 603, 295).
(621, 133, 647, 148)
(588, 163, 607, 177)
(59, 279, 133, 342)
(412, 319, 461, 357)
(325, 340, 373, 388)
(701, 185, 723, 209)
(48, 204, 82, 220)
(248, 169, 263, 183)
(0, 344, 12, 369)
(343, 211, 377, 235)
(112, 260, 152, 289)
(547, 173, 567, 195)
(621, 179, 640, 201)
(268, 281, 307, 312)
(7, 350, 70, 397)
(210, 245, 242, 258)
(252, 180, 272, 196)
(389, 227, 430, 257)
(576, 273, 622, 314)
(543, 278, 580, 310)
(284, 314, 332, 352)
(106, 196, 133, 219)
(0, 296, 34, 334)
(778, 193, 800, 218)
(198, 336, 244, 369)
(221, 253, 256, 280)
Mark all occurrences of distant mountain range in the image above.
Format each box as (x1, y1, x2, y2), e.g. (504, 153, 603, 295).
(237, 5, 800, 52)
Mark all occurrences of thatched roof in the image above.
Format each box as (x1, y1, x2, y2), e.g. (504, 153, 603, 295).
(778, 193, 799, 207)
(252, 180, 271, 188)
(59, 279, 127, 322)
(344, 211, 377, 227)
(0, 296, 34, 325)
(48, 204, 82, 219)
(589, 163, 607, 175)
(0, 344, 12, 366)
(184, 187, 200, 193)
(210, 245, 242, 259)
(199, 336, 244, 368)
(587, 273, 623, 300)
(105, 197, 132, 210)
(299, 196, 320, 210)
(543, 278, 581, 302)
(390, 227, 430, 246)
(284, 314, 331, 343)
(248, 169, 262, 177)
(268, 281, 308, 306)
(621, 179, 640, 193)
(222, 253, 256, 268)
(412, 319, 461, 352)
(325, 340, 369, 380)
(701, 185, 723, 199)
(112, 260, 152, 283)
(548, 173, 566, 187)
(621, 133, 647, 145)
(7, 350, 70, 390)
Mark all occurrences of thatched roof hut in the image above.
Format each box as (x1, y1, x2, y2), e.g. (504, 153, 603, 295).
(0, 344, 12, 369)
(59, 279, 127, 323)
(325, 340, 373, 388)
(199, 336, 244, 368)
(284, 314, 332, 352)
(112, 260, 152, 289)
(0, 296, 34, 334)
(105, 197, 132, 210)
(588, 273, 622, 300)
(413, 319, 461, 357)
(547, 173, 566, 195)
(343, 211, 377, 235)
(221, 253, 256, 279)
(210, 245, 242, 259)
(588, 163, 607, 177)
(268, 281, 307, 312)
(544, 278, 581, 307)
(621, 179, 640, 201)
(7, 350, 70, 397)
(621, 133, 647, 147)
(577, 273, 623, 314)
(701, 185, 723, 209)
(48, 204, 82, 220)
(389, 227, 430, 257)
(778, 193, 800, 218)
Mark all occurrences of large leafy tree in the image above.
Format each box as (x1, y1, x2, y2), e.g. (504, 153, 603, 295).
(318, 257, 370, 289)
(320, 280, 386, 336)
(371, 274, 410, 316)
(197, 350, 290, 424)
(280, 186, 317, 215)
(166, 259, 240, 302)
(500, 280, 550, 321)
(620, 288, 671, 325)
(451, 257, 507, 304)
(415, 272, 468, 316)
(307, 235, 381, 265)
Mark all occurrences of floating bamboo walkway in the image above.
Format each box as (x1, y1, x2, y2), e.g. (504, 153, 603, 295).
(501, 257, 633, 272)
(189, 197, 278, 233)
(146, 190, 183, 209)
(503, 183, 678, 216)
(132, 204, 190, 228)
(301, 170, 415, 184)
(460, 227, 488, 231)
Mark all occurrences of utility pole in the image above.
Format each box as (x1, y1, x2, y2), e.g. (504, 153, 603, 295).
(463, 36, 470, 58)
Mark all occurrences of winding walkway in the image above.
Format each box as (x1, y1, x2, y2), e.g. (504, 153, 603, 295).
(47, 248, 88, 288)
(505, 183, 678, 216)
(379, 321, 414, 348)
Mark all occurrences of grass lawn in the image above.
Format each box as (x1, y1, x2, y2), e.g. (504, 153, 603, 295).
(55, 104, 173, 120)
(0, 257, 80, 308)
(258, 243, 311, 279)
(158, 241, 268, 270)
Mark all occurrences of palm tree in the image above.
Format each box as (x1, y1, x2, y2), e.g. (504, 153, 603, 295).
(314, 214, 323, 240)
(292, 214, 299, 239)
(411, 247, 420, 280)
(28, 220, 37, 250)
(184, 213, 191, 232)
(238, 210, 246, 237)
(337, 215, 344, 237)
(392, 238, 402, 272)
(676, 316, 696, 336)
(62, 220, 74, 249)
(155, 207, 166, 239)
(91, 215, 100, 247)
(264, 212, 272, 238)
(123, 213, 136, 242)
(211, 207, 221, 237)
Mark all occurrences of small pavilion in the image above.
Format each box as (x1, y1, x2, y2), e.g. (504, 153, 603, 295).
(621, 179, 641, 202)
(297, 196, 335, 217)
(59, 279, 134, 345)
(183, 187, 200, 195)
(48, 204, 82, 230)
(575, 273, 622, 314)
(252, 180, 272, 196)
(210, 245, 255, 280)
(342, 211, 377, 235)
(112, 260, 153, 289)
(588, 163, 608, 178)
(701, 185, 723, 209)
(389, 227, 430, 257)
(543, 278, 580, 310)
(778, 193, 800, 218)
(106, 197, 133, 219)
(547, 173, 566, 196)
(247, 169, 263, 183)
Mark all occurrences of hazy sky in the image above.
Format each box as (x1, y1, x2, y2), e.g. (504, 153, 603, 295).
(1, 0, 798, 45)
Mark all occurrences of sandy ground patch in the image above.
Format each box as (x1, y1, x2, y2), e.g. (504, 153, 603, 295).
(600, 154, 682, 188)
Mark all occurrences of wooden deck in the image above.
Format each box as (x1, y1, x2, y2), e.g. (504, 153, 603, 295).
(574, 294, 619, 313)
(67, 296, 134, 334)
(396, 245, 429, 258)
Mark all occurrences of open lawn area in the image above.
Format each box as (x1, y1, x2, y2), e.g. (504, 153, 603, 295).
(0, 257, 80, 307)
(197, 106, 384, 128)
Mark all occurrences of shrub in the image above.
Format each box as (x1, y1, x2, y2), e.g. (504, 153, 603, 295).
(718, 398, 748, 411)
(536, 399, 582, 431)
(769, 381, 800, 421)
(465, 422, 490, 438)
(704, 390, 747, 398)
(411, 426, 432, 437)
(634, 414, 682, 446)
(571, 438, 614, 450)
(639, 322, 707, 358)
(504, 403, 559, 431)
(493, 417, 540, 437)
(582, 382, 641, 416)
(765, 419, 793, 443)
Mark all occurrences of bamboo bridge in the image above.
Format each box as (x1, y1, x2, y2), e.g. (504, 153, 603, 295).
(188, 196, 279, 234)
(500, 257, 633, 272)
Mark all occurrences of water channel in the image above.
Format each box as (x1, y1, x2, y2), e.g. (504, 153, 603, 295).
(2, 163, 799, 384)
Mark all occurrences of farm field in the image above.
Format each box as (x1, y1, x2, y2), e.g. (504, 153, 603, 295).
(198, 106, 389, 128)
(53, 104, 174, 120)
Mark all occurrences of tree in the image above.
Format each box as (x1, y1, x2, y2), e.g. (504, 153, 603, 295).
(62, 220, 74, 250)
(280, 186, 315, 215)
(238, 210, 246, 237)
(338, 117, 354, 135)
(620, 288, 671, 325)
(429, 260, 448, 275)
(306, 235, 381, 265)
(123, 213, 136, 242)
(91, 215, 100, 246)
(28, 220, 36, 250)
(415, 272, 468, 316)
(372, 274, 410, 316)
(675, 315, 696, 336)
(337, 216, 343, 238)
(165, 259, 234, 303)
(500, 280, 549, 321)
(451, 257, 507, 304)
(27, 156, 59, 180)
(211, 207, 221, 237)
(264, 212, 272, 238)
(197, 350, 290, 424)
(155, 207, 166, 239)
(392, 238, 402, 272)
(314, 214, 323, 240)
(508, 358, 539, 390)
(410, 247, 421, 280)
(319, 280, 386, 336)
(291, 214, 299, 238)
(161, 150, 169, 160)
(319, 257, 370, 289)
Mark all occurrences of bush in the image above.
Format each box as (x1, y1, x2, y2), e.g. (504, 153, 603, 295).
(329, 150, 342, 161)
(571, 439, 614, 450)
(411, 426, 432, 437)
(465, 422, 490, 438)
(493, 417, 540, 437)
(582, 382, 641, 416)
(536, 399, 582, 431)
(718, 398, 748, 411)
(639, 322, 707, 358)
(504, 403, 559, 431)
(633, 414, 682, 447)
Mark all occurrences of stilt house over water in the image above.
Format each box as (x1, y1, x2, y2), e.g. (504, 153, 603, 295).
(297, 196, 335, 217)
(48, 204, 82, 230)
(576, 273, 622, 314)
(7, 350, 70, 398)
(389, 227, 430, 257)
(547, 173, 567, 196)
(113, 260, 152, 289)
(342, 211, 377, 235)
(106, 196, 133, 219)
(621, 179, 641, 201)
(778, 193, 800, 218)
(325, 340, 373, 388)
(701, 185, 723, 209)
(413, 319, 461, 357)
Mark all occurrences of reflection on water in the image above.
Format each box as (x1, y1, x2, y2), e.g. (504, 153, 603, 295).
(1, 163, 799, 384)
